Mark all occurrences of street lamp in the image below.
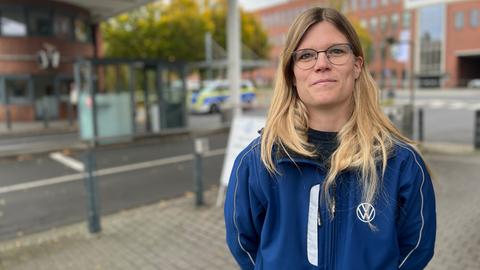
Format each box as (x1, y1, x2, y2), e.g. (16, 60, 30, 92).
(385, 35, 416, 139)
(380, 36, 396, 101)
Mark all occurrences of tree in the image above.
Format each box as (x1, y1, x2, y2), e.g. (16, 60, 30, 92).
(326, 0, 373, 63)
(102, 0, 213, 61)
(208, 0, 270, 59)
(101, 0, 270, 61)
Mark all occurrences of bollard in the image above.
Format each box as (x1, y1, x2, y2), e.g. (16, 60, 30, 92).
(475, 110, 480, 150)
(43, 101, 49, 129)
(193, 138, 209, 206)
(401, 104, 414, 140)
(5, 106, 11, 130)
(83, 148, 101, 233)
(418, 108, 424, 143)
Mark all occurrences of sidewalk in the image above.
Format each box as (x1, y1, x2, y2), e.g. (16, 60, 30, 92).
(0, 188, 237, 270)
(1, 152, 480, 269)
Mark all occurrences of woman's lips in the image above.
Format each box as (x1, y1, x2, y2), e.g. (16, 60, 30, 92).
(311, 79, 337, 86)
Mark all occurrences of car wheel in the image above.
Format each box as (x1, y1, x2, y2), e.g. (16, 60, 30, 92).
(209, 104, 220, 114)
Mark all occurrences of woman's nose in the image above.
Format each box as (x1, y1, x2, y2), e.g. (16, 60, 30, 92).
(313, 52, 331, 71)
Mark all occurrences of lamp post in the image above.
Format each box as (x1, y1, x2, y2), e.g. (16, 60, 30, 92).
(388, 34, 416, 139)
(380, 36, 396, 101)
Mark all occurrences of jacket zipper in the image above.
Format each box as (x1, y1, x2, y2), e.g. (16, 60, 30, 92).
(329, 185, 337, 270)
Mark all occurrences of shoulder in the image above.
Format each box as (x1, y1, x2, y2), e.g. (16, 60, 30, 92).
(388, 141, 430, 179)
(232, 136, 263, 174)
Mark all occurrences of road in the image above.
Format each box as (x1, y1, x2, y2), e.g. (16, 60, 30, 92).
(391, 89, 480, 145)
(0, 131, 230, 241)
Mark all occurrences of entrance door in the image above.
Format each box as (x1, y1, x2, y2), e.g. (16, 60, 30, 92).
(133, 65, 157, 134)
(33, 76, 58, 120)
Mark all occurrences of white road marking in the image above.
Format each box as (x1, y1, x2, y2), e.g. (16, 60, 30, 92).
(0, 148, 226, 195)
(448, 101, 467, 110)
(429, 100, 447, 108)
(49, 152, 85, 172)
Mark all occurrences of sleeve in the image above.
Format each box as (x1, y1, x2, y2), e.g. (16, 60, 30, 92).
(397, 150, 437, 270)
(224, 147, 265, 270)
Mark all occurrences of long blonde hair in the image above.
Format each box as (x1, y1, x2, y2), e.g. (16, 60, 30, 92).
(260, 7, 413, 215)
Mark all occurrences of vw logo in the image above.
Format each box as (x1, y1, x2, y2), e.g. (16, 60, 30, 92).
(356, 203, 375, 223)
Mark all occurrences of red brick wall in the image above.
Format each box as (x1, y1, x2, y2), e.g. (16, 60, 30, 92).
(0, 0, 95, 121)
(445, 0, 480, 87)
(0, 105, 35, 121)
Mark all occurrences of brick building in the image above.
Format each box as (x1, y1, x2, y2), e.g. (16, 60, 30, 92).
(0, 0, 152, 122)
(252, 0, 480, 89)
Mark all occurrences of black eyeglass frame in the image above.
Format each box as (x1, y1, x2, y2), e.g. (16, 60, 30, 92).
(292, 43, 354, 69)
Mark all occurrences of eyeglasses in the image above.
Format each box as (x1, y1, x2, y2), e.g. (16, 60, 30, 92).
(292, 43, 353, 69)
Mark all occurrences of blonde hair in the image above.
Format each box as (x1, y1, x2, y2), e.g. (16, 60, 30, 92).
(260, 7, 414, 216)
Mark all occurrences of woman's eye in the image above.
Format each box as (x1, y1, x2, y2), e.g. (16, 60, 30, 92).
(299, 52, 315, 60)
(329, 48, 346, 55)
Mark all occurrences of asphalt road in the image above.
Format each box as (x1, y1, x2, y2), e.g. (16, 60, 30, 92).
(0, 131, 229, 241)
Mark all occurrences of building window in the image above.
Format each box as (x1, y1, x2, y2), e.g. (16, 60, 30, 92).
(0, 9, 27, 36)
(402, 11, 411, 29)
(360, 0, 368, 10)
(74, 18, 90, 42)
(5, 79, 30, 104)
(391, 13, 399, 31)
(350, 0, 357, 11)
(369, 44, 376, 62)
(455, 11, 464, 30)
(381, 0, 389, 6)
(29, 9, 53, 36)
(371, 0, 377, 9)
(380, 15, 388, 32)
(370, 17, 378, 32)
(471, 9, 479, 27)
(54, 14, 72, 39)
(392, 0, 399, 4)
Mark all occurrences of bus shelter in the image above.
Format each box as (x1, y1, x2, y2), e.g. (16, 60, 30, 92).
(74, 58, 187, 144)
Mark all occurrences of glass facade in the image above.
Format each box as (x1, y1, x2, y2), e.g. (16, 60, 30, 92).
(418, 4, 444, 86)
(29, 9, 53, 36)
(1, 8, 27, 36)
(0, 5, 91, 42)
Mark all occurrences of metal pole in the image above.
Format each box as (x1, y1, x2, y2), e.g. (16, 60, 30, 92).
(205, 32, 213, 80)
(43, 97, 49, 128)
(227, 0, 242, 117)
(83, 146, 101, 233)
(194, 138, 209, 206)
(474, 110, 480, 150)
(5, 88, 11, 130)
(418, 108, 424, 143)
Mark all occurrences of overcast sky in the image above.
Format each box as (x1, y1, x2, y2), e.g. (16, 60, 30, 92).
(239, 0, 286, 11)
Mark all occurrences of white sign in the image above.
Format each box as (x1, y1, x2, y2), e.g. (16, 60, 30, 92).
(219, 115, 266, 186)
(391, 30, 411, 63)
(404, 0, 462, 9)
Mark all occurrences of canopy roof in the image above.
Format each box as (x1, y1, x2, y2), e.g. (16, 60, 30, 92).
(56, 0, 156, 22)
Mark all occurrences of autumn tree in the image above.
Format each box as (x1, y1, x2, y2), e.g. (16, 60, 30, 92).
(101, 0, 270, 61)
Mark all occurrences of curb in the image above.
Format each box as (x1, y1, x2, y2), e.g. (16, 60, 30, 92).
(420, 142, 478, 155)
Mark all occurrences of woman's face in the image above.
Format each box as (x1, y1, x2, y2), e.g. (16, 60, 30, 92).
(293, 21, 362, 113)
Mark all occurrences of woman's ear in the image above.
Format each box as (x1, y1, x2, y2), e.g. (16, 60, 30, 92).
(353, 56, 363, 79)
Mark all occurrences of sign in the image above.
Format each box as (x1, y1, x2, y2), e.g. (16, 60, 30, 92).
(404, 0, 462, 9)
(219, 115, 266, 186)
(391, 30, 411, 63)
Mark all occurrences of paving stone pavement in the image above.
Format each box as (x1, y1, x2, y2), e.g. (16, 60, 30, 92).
(0, 152, 479, 270)
(0, 189, 237, 270)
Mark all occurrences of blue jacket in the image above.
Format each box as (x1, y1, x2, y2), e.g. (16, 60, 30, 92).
(224, 138, 436, 270)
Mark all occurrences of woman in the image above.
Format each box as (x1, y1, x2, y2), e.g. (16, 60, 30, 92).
(224, 7, 436, 270)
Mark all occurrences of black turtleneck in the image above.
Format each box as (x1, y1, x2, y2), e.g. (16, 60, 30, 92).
(307, 128, 339, 165)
